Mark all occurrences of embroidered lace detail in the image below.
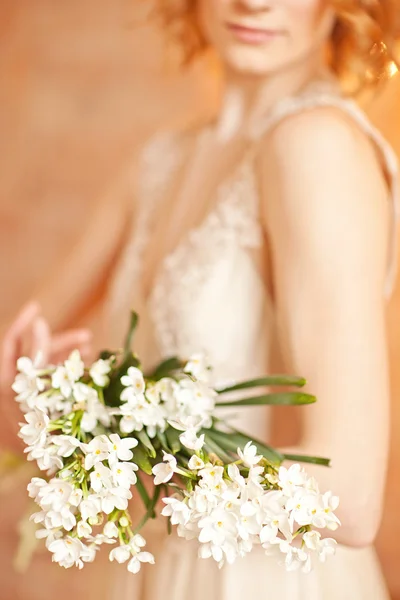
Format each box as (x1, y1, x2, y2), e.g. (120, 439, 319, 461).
(148, 157, 263, 357)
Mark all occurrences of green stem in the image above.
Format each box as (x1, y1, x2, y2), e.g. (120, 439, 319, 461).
(123, 312, 139, 359)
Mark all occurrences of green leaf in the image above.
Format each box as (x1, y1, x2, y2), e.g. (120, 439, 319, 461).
(138, 430, 157, 458)
(282, 453, 331, 467)
(208, 428, 283, 464)
(165, 427, 182, 454)
(148, 357, 185, 381)
(132, 446, 153, 475)
(156, 431, 170, 452)
(135, 472, 151, 509)
(203, 434, 234, 463)
(216, 375, 306, 394)
(102, 353, 141, 407)
(233, 429, 284, 464)
(98, 350, 114, 360)
(216, 392, 316, 408)
(134, 484, 161, 532)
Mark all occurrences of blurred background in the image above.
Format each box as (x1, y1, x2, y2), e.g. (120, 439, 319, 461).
(0, 0, 399, 597)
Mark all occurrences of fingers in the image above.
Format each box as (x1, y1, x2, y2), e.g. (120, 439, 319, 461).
(50, 329, 92, 355)
(30, 317, 52, 366)
(5, 301, 41, 338)
(1, 300, 94, 393)
(50, 329, 93, 364)
(0, 301, 42, 389)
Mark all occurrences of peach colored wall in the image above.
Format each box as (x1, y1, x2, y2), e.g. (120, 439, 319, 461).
(0, 1, 399, 597)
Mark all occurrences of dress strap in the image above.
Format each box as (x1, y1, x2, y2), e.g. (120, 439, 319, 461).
(247, 81, 399, 299)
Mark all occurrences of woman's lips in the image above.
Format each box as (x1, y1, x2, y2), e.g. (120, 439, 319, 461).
(226, 22, 283, 45)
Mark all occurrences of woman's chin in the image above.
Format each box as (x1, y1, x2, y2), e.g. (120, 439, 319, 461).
(220, 46, 281, 77)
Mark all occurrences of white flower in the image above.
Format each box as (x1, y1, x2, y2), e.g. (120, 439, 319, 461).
(116, 396, 159, 435)
(25, 444, 63, 474)
(184, 354, 211, 383)
(110, 544, 131, 564)
(107, 434, 138, 465)
(188, 455, 205, 471)
(37, 479, 74, 511)
(27, 477, 47, 500)
(48, 536, 85, 569)
(237, 442, 262, 468)
(51, 435, 81, 457)
(179, 428, 205, 451)
(119, 413, 138, 434)
(80, 496, 101, 522)
(226, 464, 245, 488)
(65, 350, 85, 382)
(19, 409, 49, 447)
(80, 543, 98, 565)
(148, 378, 178, 407)
(110, 535, 154, 573)
(120, 367, 145, 397)
(72, 382, 97, 403)
(103, 521, 119, 539)
(174, 379, 216, 427)
(90, 463, 113, 493)
(111, 461, 138, 489)
(198, 464, 224, 489)
(278, 540, 312, 573)
(320, 491, 341, 530)
(16, 355, 43, 378)
(12, 355, 46, 408)
(77, 520, 92, 538)
(278, 464, 307, 497)
(198, 507, 238, 546)
(303, 531, 337, 562)
(82, 435, 110, 470)
(80, 394, 111, 433)
(51, 350, 84, 399)
(127, 551, 155, 574)
(260, 509, 292, 546)
(90, 359, 112, 388)
(152, 452, 177, 485)
(99, 486, 132, 514)
(52, 367, 73, 398)
(295, 490, 340, 531)
(69, 488, 83, 507)
(161, 497, 191, 526)
(36, 527, 63, 549)
(45, 506, 76, 532)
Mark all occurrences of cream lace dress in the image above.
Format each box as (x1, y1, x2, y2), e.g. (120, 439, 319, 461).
(0, 79, 398, 600)
(101, 80, 399, 600)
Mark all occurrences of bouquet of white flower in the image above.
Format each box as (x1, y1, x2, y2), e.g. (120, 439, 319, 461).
(13, 312, 339, 575)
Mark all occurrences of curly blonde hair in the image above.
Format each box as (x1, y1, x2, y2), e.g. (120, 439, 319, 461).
(154, 0, 399, 90)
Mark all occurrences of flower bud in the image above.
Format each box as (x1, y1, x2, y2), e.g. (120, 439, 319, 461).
(119, 516, 129, 528)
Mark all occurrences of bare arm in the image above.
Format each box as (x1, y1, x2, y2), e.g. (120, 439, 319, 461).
(258, 108, 392, 547)
(0, 153, 139, 449)
(31, 158, 139, 332)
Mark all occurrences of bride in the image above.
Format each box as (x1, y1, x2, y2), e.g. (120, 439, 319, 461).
(1, 0, 399, 598)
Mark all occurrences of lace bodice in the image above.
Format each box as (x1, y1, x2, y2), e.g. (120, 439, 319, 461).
(104, 81, 399, 433)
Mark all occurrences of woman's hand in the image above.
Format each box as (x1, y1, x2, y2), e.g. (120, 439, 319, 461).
(0, 301, 93, 451)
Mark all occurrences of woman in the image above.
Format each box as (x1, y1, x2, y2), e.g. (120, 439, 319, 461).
(1, 0, 399, 598)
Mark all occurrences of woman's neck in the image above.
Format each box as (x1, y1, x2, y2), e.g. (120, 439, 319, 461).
(214, 54, 331, 141)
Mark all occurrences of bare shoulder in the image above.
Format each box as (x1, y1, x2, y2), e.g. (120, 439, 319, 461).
(257, 104, 389, 220)
(256, 105, 390, 293)
(263, 104, 381, 165)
